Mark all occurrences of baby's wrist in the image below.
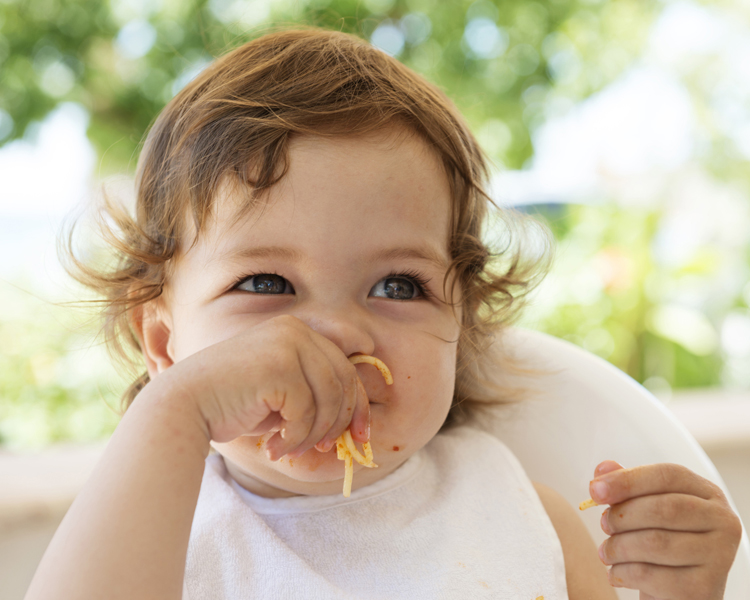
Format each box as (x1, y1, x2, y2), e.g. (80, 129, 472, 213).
(136, 368, 213, 459)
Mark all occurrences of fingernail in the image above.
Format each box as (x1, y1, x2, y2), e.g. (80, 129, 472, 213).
(591, 480, 609, 503)
(598, 543, 608, 564)
(600, 509, 611, 534)
(316, 439, 334, 453)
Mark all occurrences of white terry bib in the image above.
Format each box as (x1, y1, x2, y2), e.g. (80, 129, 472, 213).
(184, 426, 568, 600)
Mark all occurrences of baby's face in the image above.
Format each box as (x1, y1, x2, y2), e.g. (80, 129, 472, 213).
(159, 128, 460, 497)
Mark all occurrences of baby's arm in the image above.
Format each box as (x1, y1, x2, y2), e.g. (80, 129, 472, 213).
(25, 315, 367, 600)
(24, 370, 209, 600)
(534, 482, 619, 599)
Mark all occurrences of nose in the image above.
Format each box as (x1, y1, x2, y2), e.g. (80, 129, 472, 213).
(296, 304, 376, 359)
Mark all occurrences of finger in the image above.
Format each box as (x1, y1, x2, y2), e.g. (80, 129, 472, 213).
(245, 412, 283, 436)
(600, 529, 709, 567)
(283, 340, 349, 458)
(607, 563, 705, 598)
(602, 494, 719, 535)
(590, 463, 724, 506)
(262, 378, 316, 461)
(595, 460, 625, 477)
(348, 375, 371, 444)
(347, 354, 394, 443)
(302, 335, 363, 449)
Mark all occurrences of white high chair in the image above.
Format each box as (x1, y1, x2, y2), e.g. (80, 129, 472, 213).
(473, 328, 750, 600)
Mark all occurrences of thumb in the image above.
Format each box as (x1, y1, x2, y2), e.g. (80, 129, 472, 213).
(594, 460, 624, 478)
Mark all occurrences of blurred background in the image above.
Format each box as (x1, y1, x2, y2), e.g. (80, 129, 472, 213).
(1, 0, 749, 596)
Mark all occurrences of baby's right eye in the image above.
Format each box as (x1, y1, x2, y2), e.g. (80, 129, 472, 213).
(236, 274, 294, 294)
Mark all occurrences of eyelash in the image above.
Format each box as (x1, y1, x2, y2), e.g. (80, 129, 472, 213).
(230, 269, 434, 299)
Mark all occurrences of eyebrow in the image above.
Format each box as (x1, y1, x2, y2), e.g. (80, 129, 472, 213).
(221, 245, 450, 270)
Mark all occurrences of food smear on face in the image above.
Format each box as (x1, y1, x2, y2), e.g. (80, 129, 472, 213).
(336, 355, 393, 497)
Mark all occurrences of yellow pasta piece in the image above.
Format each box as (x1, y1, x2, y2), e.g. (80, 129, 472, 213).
(342, 429, 377, 468)
(348, 354, 394, 384)
(343, 454, 353, 497)
(363, 441, 374, 464)
(579, 498, 599, 511)
(336, 354, 393, 497)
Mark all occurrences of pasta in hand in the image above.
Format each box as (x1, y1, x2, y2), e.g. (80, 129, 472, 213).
(337, 355, 393, 496)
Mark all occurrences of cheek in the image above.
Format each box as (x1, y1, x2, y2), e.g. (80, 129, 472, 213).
(376, 342, 456, 439)
(170, 308, 249, 362)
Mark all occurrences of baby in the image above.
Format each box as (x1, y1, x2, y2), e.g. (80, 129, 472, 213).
(28, 28, 741, 599)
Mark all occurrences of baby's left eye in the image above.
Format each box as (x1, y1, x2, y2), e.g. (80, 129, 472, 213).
(369, 277, 422, 300)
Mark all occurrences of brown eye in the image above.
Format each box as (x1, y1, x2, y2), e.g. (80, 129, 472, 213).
(237, 274, 294, 294)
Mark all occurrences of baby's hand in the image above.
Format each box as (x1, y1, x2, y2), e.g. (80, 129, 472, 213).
(163, 314, 369, 460)
(592, 460, 742, 599)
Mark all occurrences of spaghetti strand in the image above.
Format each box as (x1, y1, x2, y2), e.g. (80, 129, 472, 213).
(335, 355, 393, 496)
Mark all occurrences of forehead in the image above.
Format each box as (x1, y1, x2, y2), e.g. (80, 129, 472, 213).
(185, 128, 453, 258)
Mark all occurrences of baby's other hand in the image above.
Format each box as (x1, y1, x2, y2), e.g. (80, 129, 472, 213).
(591, 460, 743, 600)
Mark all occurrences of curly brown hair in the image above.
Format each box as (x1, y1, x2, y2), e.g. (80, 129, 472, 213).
(60, 26, 551, 428)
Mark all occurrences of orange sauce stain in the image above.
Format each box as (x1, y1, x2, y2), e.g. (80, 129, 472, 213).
(458, 562, 466, 568)
(393, 445, 400, 451)
(289, 458, 294, 467)
(479, 581, 489, 588)
(407, 375, 411, 379)
(535, 596, 544, 600)
(256, 439, 264, 449)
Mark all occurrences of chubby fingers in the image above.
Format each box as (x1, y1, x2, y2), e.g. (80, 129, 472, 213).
(589, 463, 723, 506)
(595, 459, 624, 477)
(592, 461, 743, 599)
(601, 493, 720, 535)
(278, 334, 364, 460)
(599, 528, 711, 567)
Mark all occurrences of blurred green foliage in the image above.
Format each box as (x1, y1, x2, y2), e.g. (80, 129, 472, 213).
(0, 0, 657, 171)
(521, 204, 732, 391)
(0, 280, 125, 449)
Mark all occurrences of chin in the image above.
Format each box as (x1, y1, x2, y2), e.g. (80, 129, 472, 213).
(213, 436, 354, 491)
(274, 447, 351, 483)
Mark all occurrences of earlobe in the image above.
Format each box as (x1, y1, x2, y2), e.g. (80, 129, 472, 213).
(131, 301, 175, 379)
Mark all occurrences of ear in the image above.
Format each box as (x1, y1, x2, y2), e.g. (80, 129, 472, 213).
(131, 300, 175, 380)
